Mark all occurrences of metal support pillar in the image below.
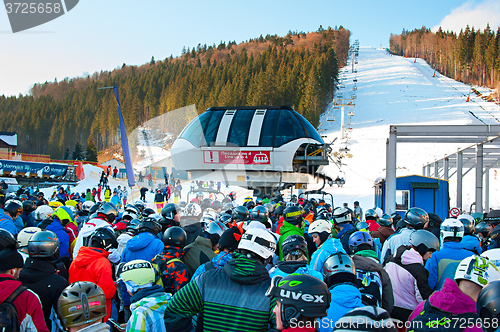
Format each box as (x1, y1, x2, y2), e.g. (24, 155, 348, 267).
(476, 144, 483, 213)
(422, 166, 426, 176)
(434, 161, 439, 178)
(426, 165, 430, 177)
(340, 105, 345, 139)
(385, 130, 397, 214)
(457, 151, 463, 210)
(444, 157, 449, 181)
(485, 168, 490, 212)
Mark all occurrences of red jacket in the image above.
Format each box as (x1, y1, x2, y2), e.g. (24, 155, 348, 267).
(0, 275, 49, 332)
(64, 222, 79, 256)
(69, 247, 116, 321)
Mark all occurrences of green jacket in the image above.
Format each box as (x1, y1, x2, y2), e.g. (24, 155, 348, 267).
(278, 221, 305, 260)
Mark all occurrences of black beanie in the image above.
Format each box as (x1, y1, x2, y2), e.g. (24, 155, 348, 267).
(0, 248, 24, 270)
(218, 227, 242, 252)
(485, 210, 500, 225)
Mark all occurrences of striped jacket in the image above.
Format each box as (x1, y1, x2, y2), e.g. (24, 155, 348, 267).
(127, 287, 171, 332)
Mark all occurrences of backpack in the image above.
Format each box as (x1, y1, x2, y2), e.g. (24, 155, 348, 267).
(354, 269, 383, 307)
(152, 257, 183, 292)
(0, 285, 27, 332)
(408, 298, 480, 332)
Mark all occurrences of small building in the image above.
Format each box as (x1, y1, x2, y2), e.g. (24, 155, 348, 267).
(99, 156, 125, 174)
(374, 175, 449, 221)
(0, 132, 17, 159)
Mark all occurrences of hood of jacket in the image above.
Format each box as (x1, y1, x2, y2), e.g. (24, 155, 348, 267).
(211, 251, 232, 268)
(352, 254, 383, 273)
(18, 258, 56, 283)
(224, 252, 270, 285)
(330, 283, 363, 307)
(130, 284, 166, 304)
(401, 247, 423, 265)
(73, 247, 109, 267)
(461, 235, 482, 254)
(280, 221, 304, 237)
(429, 278, 478, 314)
(126, 232, 156, 251)
(275, 260, 308, 274)
(355, 249, 379, 260)
(0, 275, 23, 303)
(336, 223, 354, 239)
(374, 226, 394, 237)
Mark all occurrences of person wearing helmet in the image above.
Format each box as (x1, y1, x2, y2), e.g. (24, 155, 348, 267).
(58, 281, 108, 331)
(76, 200, 93, 230)
(69, 227, 118, 321)
(229, 205, 250, 228)
(116, 260, 169, 332)
(332, 207, 356, 254)
(278, 206, 307, 261)
(475, 221, 492, 252)
(266, 273, 331, 331)
(121, 217, 164, 264)
(364, 208, 380, 232)
(477, 281, 500, 332)
(424, 213, 442, 239)
(160, 203, 181, 232)
(20, 200, 36, 227)
(19, 231, 68, 331)
(349, 231, 394, 313)
(485, 209, 500, 248)
(17, 226, 41, 261)
(251, 205, 270, 228)
(384, 229, 440, 322)
(151, 226, 190, 295)
(54, 206, 79, 257)
(459, 215, 482, 255)
(191, 226, 244, 280)
(0, 234, 48, 332)
(380, 207, 428, 265)
(409, 255, 492, 328)
(371, 214, 394, 245)
(269, 235, 322, 280)
(154, 189, 165, 213)
(72, 202, 118, 260)
(426, 218, 474, 291)
(164, 228, 277, 332)
(116, 218, 140, 256)
(180, 202, 203, 246)
(211, 200, 223, 213)
(308, 219, 346, 274)
(320, 252, 362, 330)
(37, 206, 71, 260)
(0, 200, 23, 235)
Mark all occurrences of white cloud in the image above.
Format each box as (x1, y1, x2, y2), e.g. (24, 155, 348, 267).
(432, 0, 500, 33)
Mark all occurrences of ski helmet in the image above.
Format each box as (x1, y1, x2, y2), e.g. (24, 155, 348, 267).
(4, 201, 22, 218)
(201, 208, 218, 226)
(409, 229, 440, 256)
(212, 200, 223, 211)
(274, 205, 285, 217)
(404, 207, 428, 229)
(125, 218, 141, 235)
(219, 213, 232, 226)
(232, 205, 249, 221)
(116, 259, 157, 287)
(365, 209, 378, 220)
(122, 210, 138, 222)
(355, 221, 369, 231)
(90, 227, 117, 251)
(440, 218, 465, 244)
(182, 203, 202, 218)
(27, 230, 60, 260)
(137, 217, 162, 236)
(332, 207, 351, 224)
(237, 228, 276, 260)
(57, 282, 106, 328)
(0, 228, 17, 250)
(349, 231, 374, 254)
(458, 215, 475, 235)
(97, 202, 118, 223)
(281, 235, 307, 258)
(163, 226, 187, 248)
(17, 227, 41, 248)
(142, 207, 155, 218)
(391, 212, 402, 224)
(22, 200, 35, 213)
(480, 249, 500, 282)
(81, 201, 94, 213)
(52, 206, 75, 226)
(455, 256, 494, 288)
(205, 221, 227, 236)
(323, 252, 356, 287)
(134, 200, 145, 213)
(477, 281, 500, 332)
(245, 200, 256, 211)
(309, 219, 332, 244)
(251, 205, 270, 225)
(485, 210, 500, 226)
(471, 212, 484, 225)
(89, 202, 103, 215)
(475, 221, 491, 238)
(378, 214, 393, 227)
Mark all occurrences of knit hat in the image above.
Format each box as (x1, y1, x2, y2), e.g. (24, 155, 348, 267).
(218, 226, 242, 252)
(428, 213, 442, 228)
(0, 248, 24, 270)
(332, 306, 397, 332)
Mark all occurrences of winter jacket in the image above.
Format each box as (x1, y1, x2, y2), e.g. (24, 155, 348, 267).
(117, 231, 134, 255)
(0, 275, 49, 332)
(384, 245, 431, 320)
(110, 195, 121, 208)
(63, 220, 79, 256)
(164, 252, 274, 332)
(56, 193, 66, 202)
(154, 193, 164, 203)
(182, 236, 216, 276)
(19, 258, 68, 331)
(38, 218, 70, 258)
(339, 227, 357, 254)
(69, 247, 116, 321)
(127, 284, 171, 332)
(308, 237, 346, 274)
(352, 250, 394, 314)
(371, 226, 394, 244)
(366, 219, 380, 232)
(335, 223, 354, 240)
(408, 278, 482, 332)
(191, 251, 232, 280)
(461, 235, 482, 255)
(121, 232, 164, 263)
(0, 212, 19, 235)
(104, 189, 111, 202)
(425, 241, 474, 290)
(380, 228, 415, 264)
(181, 218, 203, 245)
(319, 283, 363, 332)
(76, 322, 110, 332)
(151, 246, 189, 294)
(73, 216, 111, 259)
(76, 215, 89, 231)
(85, 191, 94, 202)
(278, 221, 306, 260)
(269, 260, 323, 280)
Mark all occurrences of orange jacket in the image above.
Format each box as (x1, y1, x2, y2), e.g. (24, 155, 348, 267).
(69, 247, 116, 321)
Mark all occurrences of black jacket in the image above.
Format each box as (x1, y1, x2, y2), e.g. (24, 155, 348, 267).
(19, 258, 68, 330)
(182, 220, 203, 246)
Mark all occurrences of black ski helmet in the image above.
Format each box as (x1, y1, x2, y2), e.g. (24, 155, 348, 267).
(404, 207, 428, 229)
(485, 210, 500, 226)
(477, 281, 500, 332)
(97, 203, 118, 223)
(378, 214, 393, 227)
(163, 226, 187, 248)
(137, 217, 162, 236)
(27, 230, 60, 260)
(142, 207, 156, 218)
(251, 205, 270, 226)
(22, 200, 35, 213)
(0, 228, 18, 250)
(232, 206, 249, 221)
(458, 217, 475, 236)
(219, 213, 232, 226)
(90, 227, 117, 251)
(391, 212, 402, 224)
(89, 202, 103, 215)
(281, 235, 307, 258)
(161, 203, 179, 221)
(475, 222, 490, 238)
(274, 205, 285, 217)
(283, 206, 304, 225)
(245, 200, 256, 210)
(365, 209, 378, 221)
(212, 200, 223, 211)
(125, 218, 141, 235)
(4, 201, 22, 217)
(265, 274, 330, 329)
(409, 229, 440, 256)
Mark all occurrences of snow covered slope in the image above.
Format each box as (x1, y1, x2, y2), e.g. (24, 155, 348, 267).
(317, 47, 500, 211)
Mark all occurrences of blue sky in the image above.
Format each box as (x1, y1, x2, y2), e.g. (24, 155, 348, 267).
(1, 0, 499, 97)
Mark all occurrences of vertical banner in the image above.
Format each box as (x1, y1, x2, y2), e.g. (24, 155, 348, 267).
(113, 86, 136, 187)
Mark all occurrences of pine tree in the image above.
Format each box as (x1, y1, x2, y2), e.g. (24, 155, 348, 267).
(72, 142, 83, 160)
(86, 137, 98, 162)
(64, 148, 70, 160)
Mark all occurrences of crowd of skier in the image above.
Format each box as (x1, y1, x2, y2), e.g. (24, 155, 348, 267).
(1, 184, 500, 332)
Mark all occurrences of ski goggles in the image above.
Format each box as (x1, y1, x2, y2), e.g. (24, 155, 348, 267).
(265, 275, 284, 298)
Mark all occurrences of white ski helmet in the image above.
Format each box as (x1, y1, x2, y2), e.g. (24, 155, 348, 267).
(238, 228, 276, 259)
(201, 208, 217, 225)
(17, 227, 41, 247)
(182, 203, 202, 218)
(82, 201, 94, 212)
(333, 207, 352, 224)
(309, 219, 333, 235)
(455, 255, 496, 288)
(35, 205, 54, 221)
(440, 218, 464, 245)
(480, 249, 500, 282)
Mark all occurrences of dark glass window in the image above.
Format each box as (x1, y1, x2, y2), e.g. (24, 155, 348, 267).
(203, 110, 224, 146)
(274, 109, 306, 147)
(260, 109, 280, 147)
(179, 111, 211, 147)
(227, 109, 254, 146)
(295, 112, 324, 143)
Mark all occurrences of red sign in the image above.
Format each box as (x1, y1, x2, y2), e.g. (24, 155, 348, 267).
(450, 207, 460, 218)
(204, 150, 270, 165)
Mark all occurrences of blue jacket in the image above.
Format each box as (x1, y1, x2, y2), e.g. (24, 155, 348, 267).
(425, 241, 474, 290)
(192, 251, 232, 280)
(336, 223, 354, 240)
(110, 195, 121, 207)
(308, 237, 346, 274)
(121, 232, 164, 263)
(269, 260, 323, 280)
(39, 219, 70, 258)
(461, 235, 482, 255)
(0, 213, 20, 235)
(319, 283, 364, 332)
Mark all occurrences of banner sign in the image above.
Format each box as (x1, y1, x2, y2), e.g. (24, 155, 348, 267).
(0, 159, 68, 176)
(203, 151, 270, 165)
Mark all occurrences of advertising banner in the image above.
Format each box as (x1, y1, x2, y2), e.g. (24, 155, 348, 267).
(203, 151, 270, 165)
(0, 159, 68, 176)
